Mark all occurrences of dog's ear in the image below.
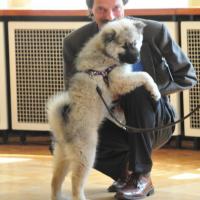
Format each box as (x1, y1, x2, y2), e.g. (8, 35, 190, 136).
(133, 21, 146, 33)
(102, 29, 116, 44)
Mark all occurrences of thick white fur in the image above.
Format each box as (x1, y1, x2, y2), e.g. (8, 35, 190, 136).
(48, 18, 161, 200)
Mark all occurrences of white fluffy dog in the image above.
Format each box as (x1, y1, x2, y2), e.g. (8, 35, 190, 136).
(48, 18, 160, 200)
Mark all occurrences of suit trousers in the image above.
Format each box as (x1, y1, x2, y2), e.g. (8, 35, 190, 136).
(94, 86, 175, 180)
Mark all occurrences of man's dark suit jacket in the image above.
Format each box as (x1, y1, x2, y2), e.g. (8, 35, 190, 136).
(63, 18, 197, 95)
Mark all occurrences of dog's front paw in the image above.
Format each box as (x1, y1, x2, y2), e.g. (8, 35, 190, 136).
(150, 84, 161, 101)
(143, 73, 161, 101)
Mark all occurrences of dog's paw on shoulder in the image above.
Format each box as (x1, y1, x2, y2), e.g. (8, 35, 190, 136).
(142, 72, 161, 101)
(151, 87, 161, 101)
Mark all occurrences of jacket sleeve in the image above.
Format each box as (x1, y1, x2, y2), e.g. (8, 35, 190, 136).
(63, 37, 77, 89)
(155, 23, 197, 95)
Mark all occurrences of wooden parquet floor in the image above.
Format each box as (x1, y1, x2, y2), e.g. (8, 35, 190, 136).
(0, 145, 200, 200)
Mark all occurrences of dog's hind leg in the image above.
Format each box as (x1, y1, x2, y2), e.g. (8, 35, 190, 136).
(51, 145, 70, 200)
(71, 164, 88, 200)
(71, 147, 96, 200)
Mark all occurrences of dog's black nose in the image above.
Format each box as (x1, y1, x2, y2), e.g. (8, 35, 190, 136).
(119, 50, 140, 64)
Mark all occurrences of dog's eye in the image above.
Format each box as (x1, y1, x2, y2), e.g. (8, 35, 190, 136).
(133, 41, 137, 46)
(103, 30, 116, 44)
(130, 41, 137, 47)
(123, 43, 129, 49)
(123, 42, 136, 49)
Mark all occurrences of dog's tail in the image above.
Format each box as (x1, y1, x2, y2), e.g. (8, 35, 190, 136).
(47, 92, 71, 139)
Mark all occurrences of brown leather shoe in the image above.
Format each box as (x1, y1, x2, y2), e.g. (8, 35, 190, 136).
(108, 162, 132, 192)
(114, 173, 154, 199)
(107, 178, 128, 192)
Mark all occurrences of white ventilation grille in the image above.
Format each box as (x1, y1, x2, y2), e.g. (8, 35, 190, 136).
(0, 22, 8, 130)
(163, 22, 180, 136)
(181, 22, 200, 137)
(9, 22, 87, 130)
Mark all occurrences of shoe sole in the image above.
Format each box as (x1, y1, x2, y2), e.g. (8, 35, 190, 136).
(108, 187, 124, 193)
(108, 184, 127, 193)
(108, 188, 117, 193)
(147, 188, 155, 197)
(115, 188, 155, 200)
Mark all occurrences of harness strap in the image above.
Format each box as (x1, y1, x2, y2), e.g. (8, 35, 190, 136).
(85, 64, 117, 86)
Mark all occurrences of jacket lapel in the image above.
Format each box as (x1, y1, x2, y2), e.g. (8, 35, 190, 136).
(140, 42, 156, 81)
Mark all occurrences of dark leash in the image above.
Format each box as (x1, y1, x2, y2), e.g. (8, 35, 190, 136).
(96, 85, 200, 133)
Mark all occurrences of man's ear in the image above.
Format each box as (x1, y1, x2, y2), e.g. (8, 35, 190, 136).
(133, 21, 146, 33)
(102, 29, 116, 44)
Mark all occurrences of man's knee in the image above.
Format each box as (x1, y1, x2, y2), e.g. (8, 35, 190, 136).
(120, 86, 157, 111)
(127, 86, 151, 99)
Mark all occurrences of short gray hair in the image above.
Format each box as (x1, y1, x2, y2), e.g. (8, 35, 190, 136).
(86, 0, 129, 9)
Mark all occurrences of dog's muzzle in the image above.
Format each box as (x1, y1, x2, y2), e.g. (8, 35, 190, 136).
(119, 48, 140, 64)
